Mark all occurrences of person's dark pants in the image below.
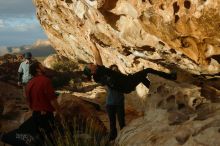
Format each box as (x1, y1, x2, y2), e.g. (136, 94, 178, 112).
(32, 111, 56, 144)
(1, 111, 55, 146)
(122, 69, 151, 92)
(126, 68, 174, 91)
(1, 116, 40, 146)
(106, 104, 125, 141)
(1, 130, 33, 146)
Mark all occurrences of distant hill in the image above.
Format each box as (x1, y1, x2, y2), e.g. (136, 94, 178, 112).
(0, 47, 11, 55)
(0, 39, 56, 57)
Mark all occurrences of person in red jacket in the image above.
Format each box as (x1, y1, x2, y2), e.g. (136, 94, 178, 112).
(25, 61, 61, 143)
(26, 62, 60, 113)
(1, 61, 61, 146)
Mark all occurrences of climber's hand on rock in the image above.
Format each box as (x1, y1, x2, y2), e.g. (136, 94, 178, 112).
(90, 33, 96, 41)
(170, 71, 177, 80)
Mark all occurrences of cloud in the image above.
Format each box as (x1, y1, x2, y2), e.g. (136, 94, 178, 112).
(9, 18, 40, 32)
(14, 23, 36, 32)
(0, 17, 39, 31)
(0, 24, 47, 46)
(0, 18, 47, 46)
(0, 0, 36, 18)
(0, 0, 47, 46)
(0, 19, 4, 29)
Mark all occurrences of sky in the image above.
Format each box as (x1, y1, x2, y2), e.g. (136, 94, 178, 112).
(0, 0, 47, 47)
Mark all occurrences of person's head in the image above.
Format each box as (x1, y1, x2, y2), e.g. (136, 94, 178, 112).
(24, 52, 32, 60)
(29, 62, 45, 76)
(84, 63, 97, 74)
(83, 63, 97, 79)
(110, 64, 119, 72)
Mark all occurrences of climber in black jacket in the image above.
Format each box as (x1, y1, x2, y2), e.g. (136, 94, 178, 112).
(83, 34, 177, 93)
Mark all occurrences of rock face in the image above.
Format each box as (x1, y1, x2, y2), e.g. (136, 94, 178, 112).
(115, 75, 220, 146)
(33, 0, 220, 145)
(43, 54, 70, 68)
(33, 0, 219, 74)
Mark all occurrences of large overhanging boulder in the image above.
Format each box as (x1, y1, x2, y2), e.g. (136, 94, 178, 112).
(33, 0, 220, 75)
(33, 0, 220, 145)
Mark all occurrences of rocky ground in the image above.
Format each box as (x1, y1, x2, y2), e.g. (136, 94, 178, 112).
(10, 0, 219, 145)
(0, 54, 219, 146)
(0, 54, 143, 146)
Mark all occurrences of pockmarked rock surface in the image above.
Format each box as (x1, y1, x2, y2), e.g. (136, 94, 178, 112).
(33, 0, 220, 145)
(33, 0, 220, 75)
(115, 75, 220, 146)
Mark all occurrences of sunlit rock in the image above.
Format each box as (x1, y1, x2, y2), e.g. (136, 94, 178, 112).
(33, 0, 220, 145)
(33, 0, 219, 75)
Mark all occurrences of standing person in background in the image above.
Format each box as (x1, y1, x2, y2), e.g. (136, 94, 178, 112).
(18, 52, 33, 98)
(18, 52, 33, 86)
(106, 64, 125, 141)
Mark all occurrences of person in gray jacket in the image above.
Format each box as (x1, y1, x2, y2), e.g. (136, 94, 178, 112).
(18, 52, 33, 98)
(18, 52, 33, 86)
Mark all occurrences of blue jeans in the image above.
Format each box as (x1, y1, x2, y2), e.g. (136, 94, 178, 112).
(106, 104, 125, 141)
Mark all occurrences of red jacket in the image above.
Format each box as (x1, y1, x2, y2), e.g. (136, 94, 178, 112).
(26, 75, 57, 112)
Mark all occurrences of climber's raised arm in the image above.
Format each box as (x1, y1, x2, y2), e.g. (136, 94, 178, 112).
(89, 34, 103, 66)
